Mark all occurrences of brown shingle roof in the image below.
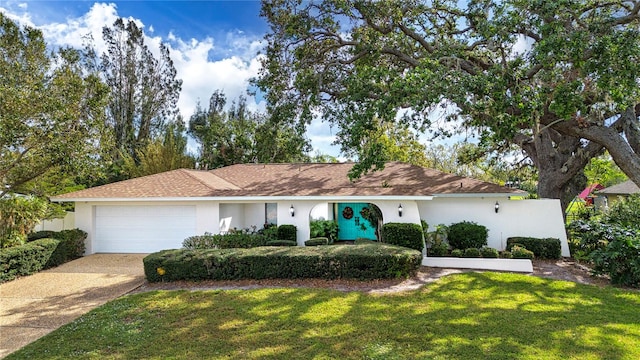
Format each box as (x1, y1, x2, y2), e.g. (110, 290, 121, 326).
(53, 162, 524, 199)
(597, 180, 640, 195)
(53, 169, 238, 199)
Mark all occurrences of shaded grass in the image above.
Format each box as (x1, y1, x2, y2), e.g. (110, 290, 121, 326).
(7, 272, 640, 359)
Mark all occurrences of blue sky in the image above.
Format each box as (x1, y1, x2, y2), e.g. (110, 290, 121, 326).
(0, 0, 342, 157)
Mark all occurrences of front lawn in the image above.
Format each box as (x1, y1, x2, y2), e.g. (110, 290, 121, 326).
(8, 272, 640, 359)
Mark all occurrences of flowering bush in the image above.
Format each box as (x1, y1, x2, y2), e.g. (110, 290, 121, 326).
(591, 235, 640, 288)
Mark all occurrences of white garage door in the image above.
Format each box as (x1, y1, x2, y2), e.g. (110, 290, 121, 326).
(95, 205, 197, 253)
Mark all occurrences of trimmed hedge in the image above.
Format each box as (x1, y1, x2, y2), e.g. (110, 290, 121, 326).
(305, 237, 329, 246)
(448, 221, 488, 250)
(183, 233, 268, 249)
(27, 230, 56, 241)
(381, 223, 424, 252)
(506, 237, 561, 259)
(143, 244, 422, 282)
(46, 229, 86, 267)
(1, 229, 87, 283)
(428, 242, 449, 257)
(277, 225, 297, 242)
(266, 240, 297, 246)
(0, 239, 59, 283)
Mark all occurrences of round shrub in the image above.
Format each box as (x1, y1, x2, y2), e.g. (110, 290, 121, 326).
(183, 234, 218, 249)
(451, 249, 463, 257)
(277, 225, 297, 242)
(305, 237, 329, 246)
(381, 223, 424, 252)
(447, 221, 488, 250)
(428, 242, 449, 257)
(501, 251, 513, 259)
(463, 248, 481, 258)
(480, 247, 499, 258)
(511, 245, 534, 259)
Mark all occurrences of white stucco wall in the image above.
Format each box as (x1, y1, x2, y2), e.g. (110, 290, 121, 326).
(74, 203, 94, 254)
(220, 203, 268, 230)
(418, 197, 569, 256)
(244, 203, 266, 230)
(219, 203, 243, 230)
(71, 197, 569, 256)
(310, 203, 330, 220)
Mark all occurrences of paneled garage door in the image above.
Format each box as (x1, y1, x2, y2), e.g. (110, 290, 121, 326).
(95, 205, 197, 253)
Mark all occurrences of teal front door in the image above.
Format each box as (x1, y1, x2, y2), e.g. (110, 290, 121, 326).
(337, 203, 377, 241)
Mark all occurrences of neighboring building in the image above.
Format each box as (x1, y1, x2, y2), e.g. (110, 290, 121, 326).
(52, 162, 570, 256)
(577, 184, 604, 206)
(597, 180, 640, 205)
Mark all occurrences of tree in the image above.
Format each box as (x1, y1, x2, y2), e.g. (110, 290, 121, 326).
(584, 152, 628, 187)
(188, 90, 309, 169)
(348, 120, 430, 176)
(257, 0, 640, 212)
(121, 120, 195, 178)
(0, 14, 109, 197)
(100, 18, 182, 169)
(307, 152, 340, 163)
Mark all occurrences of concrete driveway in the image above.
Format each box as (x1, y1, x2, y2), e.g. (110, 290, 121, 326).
(0, 254, 147, 358)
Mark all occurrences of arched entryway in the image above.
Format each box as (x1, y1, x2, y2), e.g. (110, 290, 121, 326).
(308, 203, 338, 243)
(337, 203, 383, 241)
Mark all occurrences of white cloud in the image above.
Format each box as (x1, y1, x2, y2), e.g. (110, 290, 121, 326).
(2, 3, 265, 119)
(307, 117, 342, 158)
(0, 3, 34, 26)
(0, 1, 342, 157)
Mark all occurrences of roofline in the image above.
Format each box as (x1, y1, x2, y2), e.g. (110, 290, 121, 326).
(432, 193, 527, 198)
(51, 193, 522, 203)
(51, 195, 435, 202)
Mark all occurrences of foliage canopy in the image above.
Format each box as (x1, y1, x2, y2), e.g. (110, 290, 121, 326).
(257, 0, 640, 211)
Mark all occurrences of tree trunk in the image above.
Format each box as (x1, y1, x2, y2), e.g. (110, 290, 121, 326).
(537, 170, 587, 220)
(519, 127, 602, 218)
(551, 104, 640, 189)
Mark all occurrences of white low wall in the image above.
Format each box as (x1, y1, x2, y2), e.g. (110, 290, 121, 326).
(423, 257, 534, 273)
(418, 198, 570, 257)
(33, 212, 75, 232)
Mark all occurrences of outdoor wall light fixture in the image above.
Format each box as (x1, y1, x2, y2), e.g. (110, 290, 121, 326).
(290, 205, 295, 217)
(398, 204, 403, 217)
(495, 201, 500, 213)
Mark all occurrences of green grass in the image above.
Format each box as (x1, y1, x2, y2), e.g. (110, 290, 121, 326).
(8, 272, 640, 359)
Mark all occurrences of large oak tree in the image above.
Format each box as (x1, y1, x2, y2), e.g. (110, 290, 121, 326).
(256, 0, 640, 211)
